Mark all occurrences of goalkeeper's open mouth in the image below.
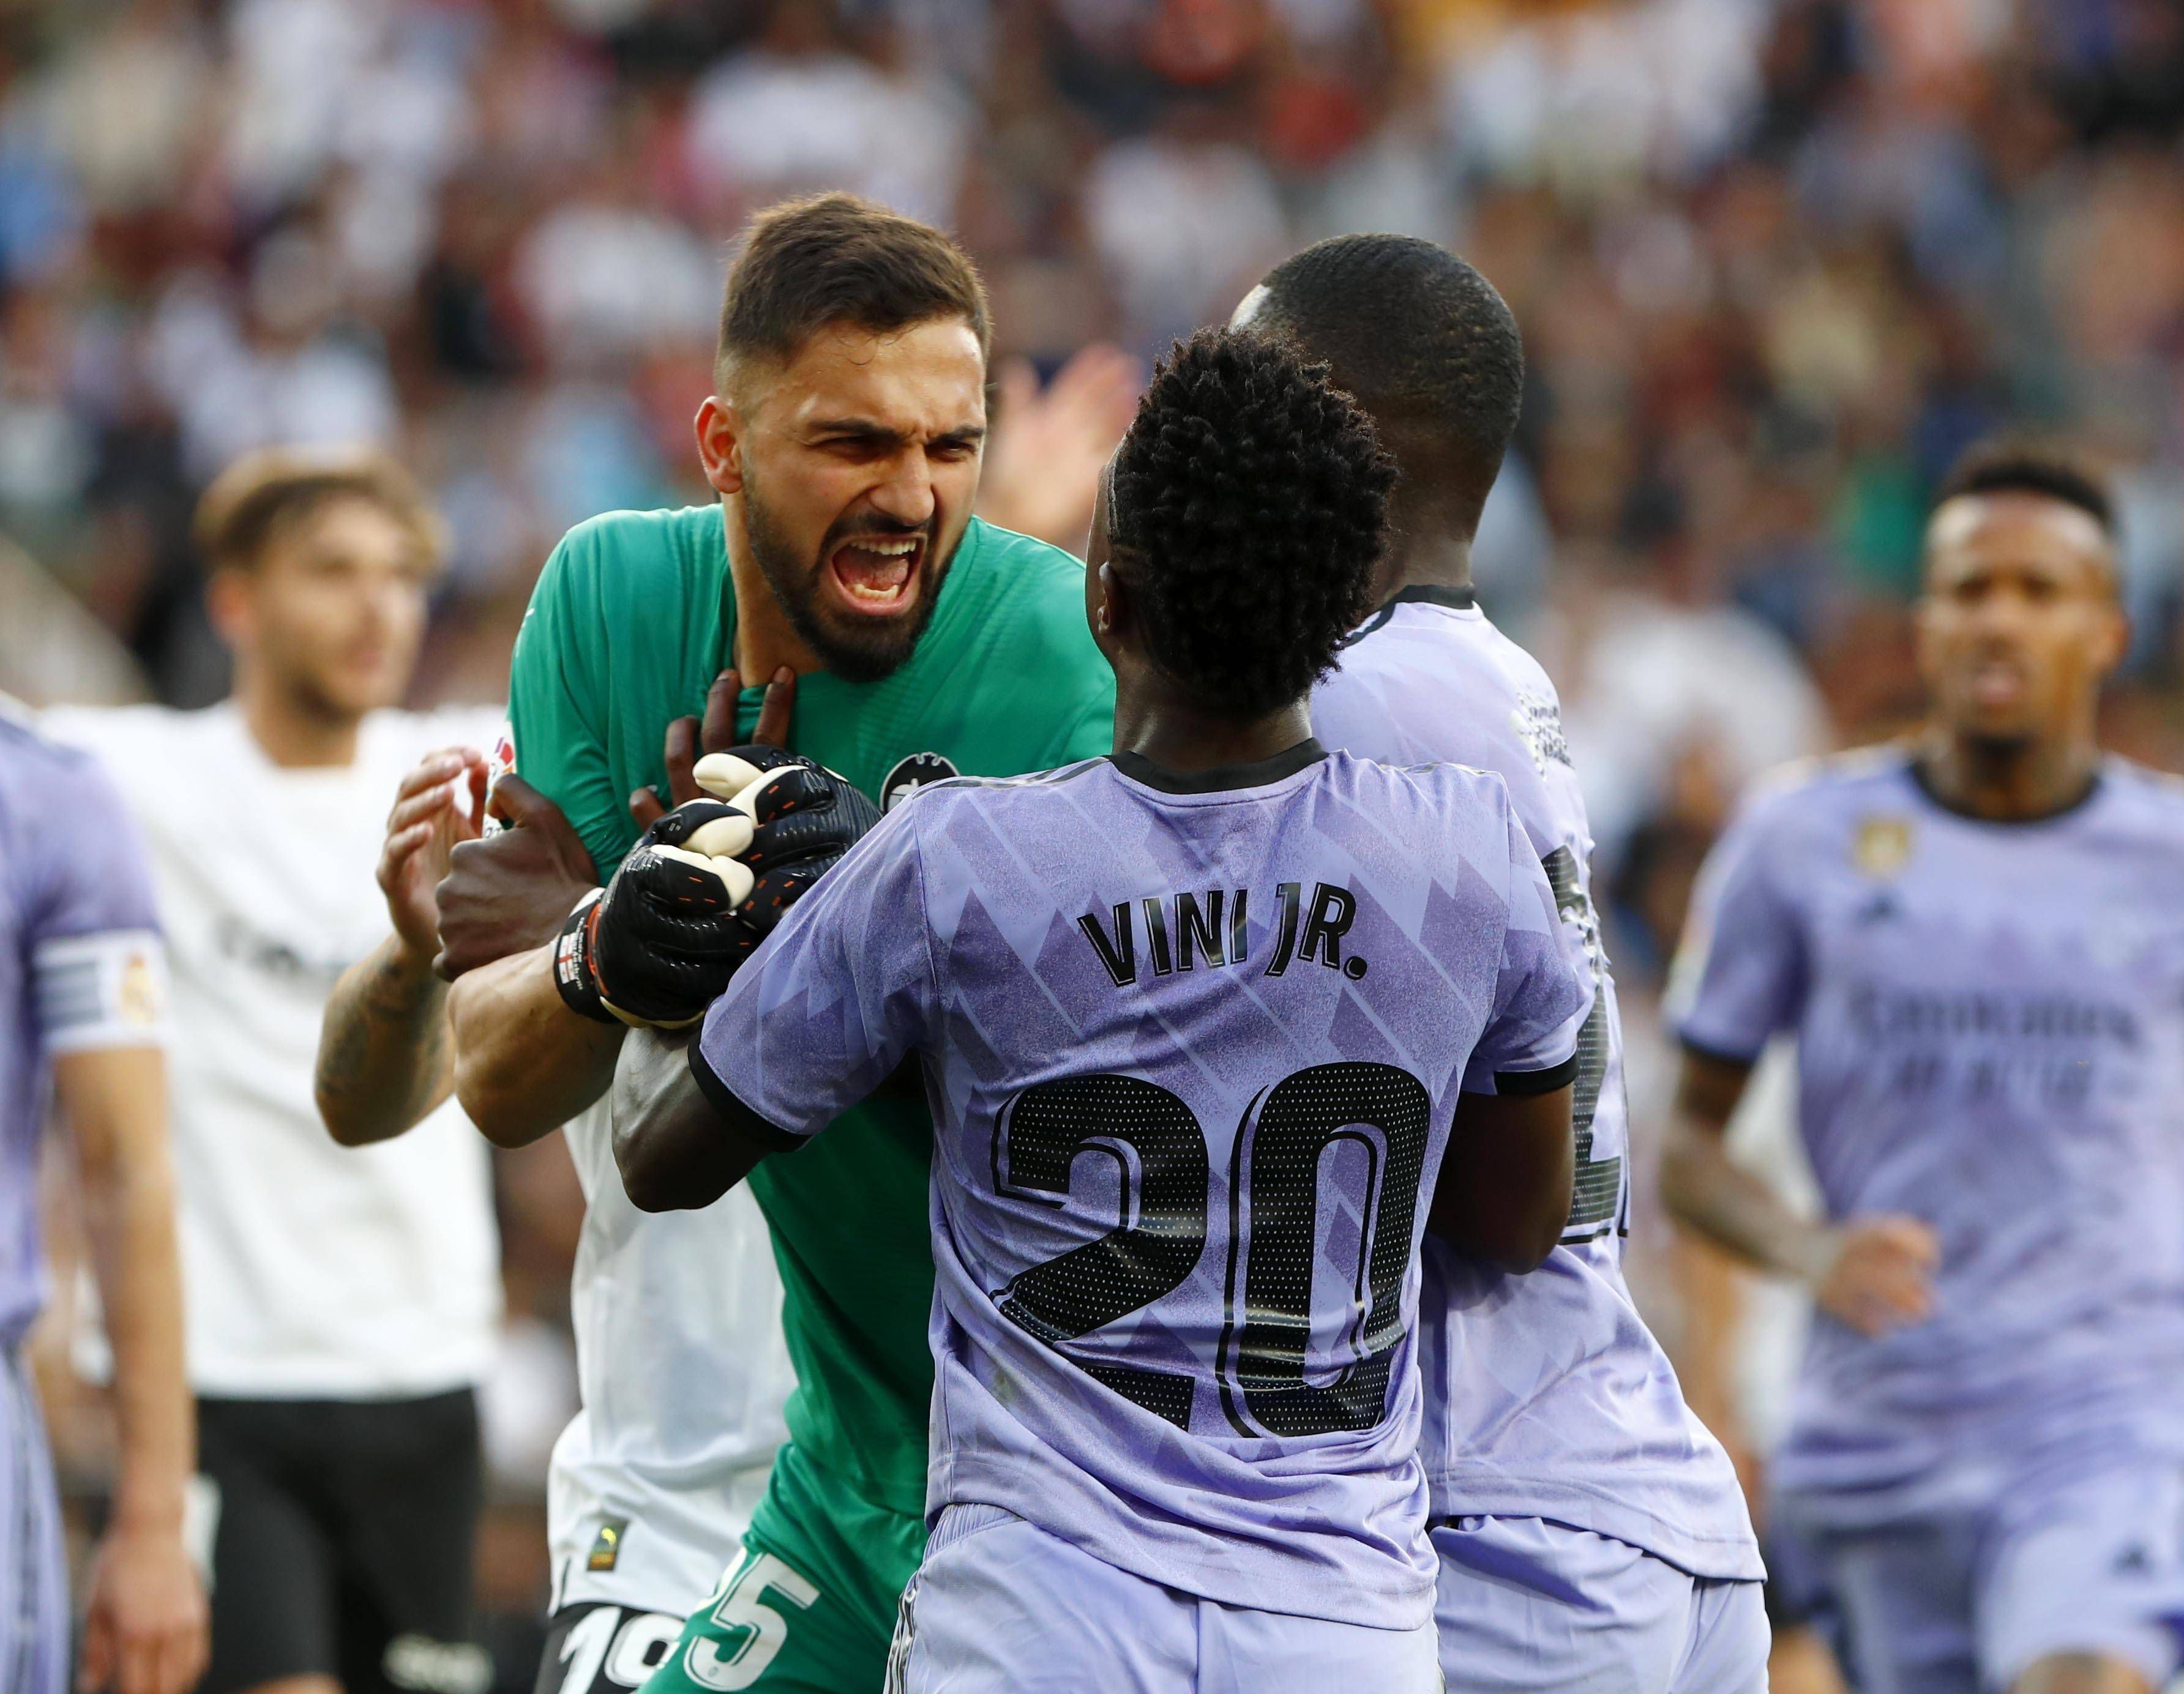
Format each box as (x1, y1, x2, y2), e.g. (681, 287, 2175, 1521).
(823, 531, 926, 619)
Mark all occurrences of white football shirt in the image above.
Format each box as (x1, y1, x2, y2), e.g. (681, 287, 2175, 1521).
(44, 701, 503, 1398)
(547, 1100, 794, 1613)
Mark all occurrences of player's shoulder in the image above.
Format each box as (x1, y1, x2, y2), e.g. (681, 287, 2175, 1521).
(362, 702, 507, 764)
(2094, 755, 2184, 834)
(537, 505, 722, 603)
(1732, 743, 1913, 834)
(901, 755, 1113, 816)
(1326, 746, 1517, 829)
(2, 696, 150, 821)
(36, 699, 210, 767)
(947, 519, 1094, 644)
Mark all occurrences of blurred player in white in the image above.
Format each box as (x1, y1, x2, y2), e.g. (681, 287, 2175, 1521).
(0, 700, 206, 1694)
(1664, 441, 2184, 1694)
(47, 448, 503, 1694)
(1240, 236, 1768, 1691)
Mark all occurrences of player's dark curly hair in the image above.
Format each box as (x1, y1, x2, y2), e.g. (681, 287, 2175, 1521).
(1934, 434, 2117, 539)
(1108, 327, 1394, 717)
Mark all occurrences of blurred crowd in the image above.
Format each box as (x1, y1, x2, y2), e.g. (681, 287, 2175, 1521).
(12, 0, 2184, 1671)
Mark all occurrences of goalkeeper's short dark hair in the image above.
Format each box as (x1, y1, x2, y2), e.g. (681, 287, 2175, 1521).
(716, 192, 990, 394)
(1243, 234, 1524, 527)
(1108, 326, 1394, 717)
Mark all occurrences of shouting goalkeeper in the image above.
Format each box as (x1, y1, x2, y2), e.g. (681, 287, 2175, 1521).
(338, 194, 1118, 1694)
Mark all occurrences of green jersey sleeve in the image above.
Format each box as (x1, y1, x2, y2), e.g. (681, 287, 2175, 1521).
(506, 523, 624, 878)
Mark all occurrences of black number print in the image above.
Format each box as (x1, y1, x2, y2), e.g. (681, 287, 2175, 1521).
(1539, 846, 1625, 1239)
(992, 1074, 1209, 1427)
(1218, 1062, 1431, 1438)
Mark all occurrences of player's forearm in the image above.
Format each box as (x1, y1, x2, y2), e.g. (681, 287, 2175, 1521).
(316, 935, 453, 1146)
(449, 943, 621, 1146)
(611, 1027, 770, 1212)
(1659, 1051, 1828, 1282)
(58, 1051, 195, 1531)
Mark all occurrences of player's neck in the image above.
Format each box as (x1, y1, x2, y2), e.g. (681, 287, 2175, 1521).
(1917, 726, 2103, 823)
(1112, 694, 1315, 778)
(1379, 529, 1474, 602)
(725, 520, 825, 681)
(232, 673, 362, 768)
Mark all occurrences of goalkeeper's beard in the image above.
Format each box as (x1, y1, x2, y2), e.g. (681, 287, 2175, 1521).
(743, 474, 953, 684)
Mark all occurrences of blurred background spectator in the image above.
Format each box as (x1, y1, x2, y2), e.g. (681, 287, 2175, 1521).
(12, 0, 2182, 1684)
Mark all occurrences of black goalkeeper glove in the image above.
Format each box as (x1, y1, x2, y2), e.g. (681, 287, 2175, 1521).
(690, 745, 883, 948)
(553, 799, 756, 1028)
(552, 747, 881, 1028)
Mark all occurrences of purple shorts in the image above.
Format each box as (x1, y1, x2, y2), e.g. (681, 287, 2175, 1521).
(1, 1348, 66, 1694)
(1432, 1515, 1768, 1693)
(1774, 1455, 2184, 1694)
(886, 1504, 1441, 1693)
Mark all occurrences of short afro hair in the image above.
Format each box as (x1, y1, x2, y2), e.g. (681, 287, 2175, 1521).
(1933, 434, 2117, 539)
(1109, 327, 1394, 717)
(1240, 234, 1523, 520)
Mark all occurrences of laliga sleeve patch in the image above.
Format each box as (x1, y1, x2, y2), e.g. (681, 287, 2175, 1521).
(880, 752, 958, 812)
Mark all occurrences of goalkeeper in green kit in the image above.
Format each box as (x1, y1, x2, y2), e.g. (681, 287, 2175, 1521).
(443, 195, 1116, 1691)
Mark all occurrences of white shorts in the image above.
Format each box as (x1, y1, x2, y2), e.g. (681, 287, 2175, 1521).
(1432, 1515, 1770, 1694)
(888, 1504, 1442, 1693)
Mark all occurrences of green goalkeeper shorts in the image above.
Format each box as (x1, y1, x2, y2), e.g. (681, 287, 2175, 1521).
(639, 1442, 924, 1694)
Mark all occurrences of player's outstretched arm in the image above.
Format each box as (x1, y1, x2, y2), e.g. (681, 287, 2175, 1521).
(611, 1027, 772, 1211)
(317, 746, 485, 1146)
(1431, 1083, 1577, 1273)
(59, 1046, 210, 1694)
(1660, 1047, 1938, 1337)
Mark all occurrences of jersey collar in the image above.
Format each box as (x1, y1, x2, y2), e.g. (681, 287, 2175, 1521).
(1108, 738, 1328, 794)
(1907, 753, 2106, 825)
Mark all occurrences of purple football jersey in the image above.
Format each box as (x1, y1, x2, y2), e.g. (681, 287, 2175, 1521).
(694, 743, 1589, 1630)
(1313, 590, 1761, 1580)
(0, 707, 165, 1346)
(1675, 748, 2184, 1520)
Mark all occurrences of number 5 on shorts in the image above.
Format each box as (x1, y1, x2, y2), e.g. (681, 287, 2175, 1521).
(682, 1551, 821, 1691)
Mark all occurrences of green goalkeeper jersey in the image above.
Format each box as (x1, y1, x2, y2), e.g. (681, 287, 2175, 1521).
(506, 504, 1113, 1520)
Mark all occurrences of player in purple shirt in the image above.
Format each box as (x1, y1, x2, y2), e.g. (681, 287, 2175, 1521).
(608, 327, 1591, 1691)
(0, 701, 205, 1694)
(1238, 235, 1768, 1692)
(1665, 440, 2184, 1694)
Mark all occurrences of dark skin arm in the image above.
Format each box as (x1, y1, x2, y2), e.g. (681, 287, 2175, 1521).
(443, 673, 793, 1146)
(612, 1026, 777, 1212)
(1428, 1083, 1575, 1273)
(1661, 1046, 1938, 1336)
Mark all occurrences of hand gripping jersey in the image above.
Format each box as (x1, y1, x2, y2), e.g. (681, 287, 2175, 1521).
(1313, 589, 1761, 1580)
(506, 506, 1115, 1616)
(1675, 748, 2184, 1521)
(692, 744, 1591, 1629)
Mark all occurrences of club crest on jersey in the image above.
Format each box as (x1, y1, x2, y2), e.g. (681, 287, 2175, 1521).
(586, 1517, 628, 1572)
(1853, 815, 1913, 878)
(881, 752, 958, 812)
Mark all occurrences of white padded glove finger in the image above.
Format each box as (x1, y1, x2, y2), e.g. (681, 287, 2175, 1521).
(648, 843, 757, 906)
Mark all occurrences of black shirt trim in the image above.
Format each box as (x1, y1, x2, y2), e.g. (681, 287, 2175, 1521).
(687, 1042, 807, 1154)
(1107, 739, 1328, 795)
(1907, 756, 2104, 826)
(1342, 583, 1478, 647)
(1384, 583, 1476, 613)
(1492, 1052, 1581, 1097)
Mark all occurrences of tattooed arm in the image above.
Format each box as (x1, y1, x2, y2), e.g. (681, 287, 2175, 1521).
(316, 747, 484, 1146)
